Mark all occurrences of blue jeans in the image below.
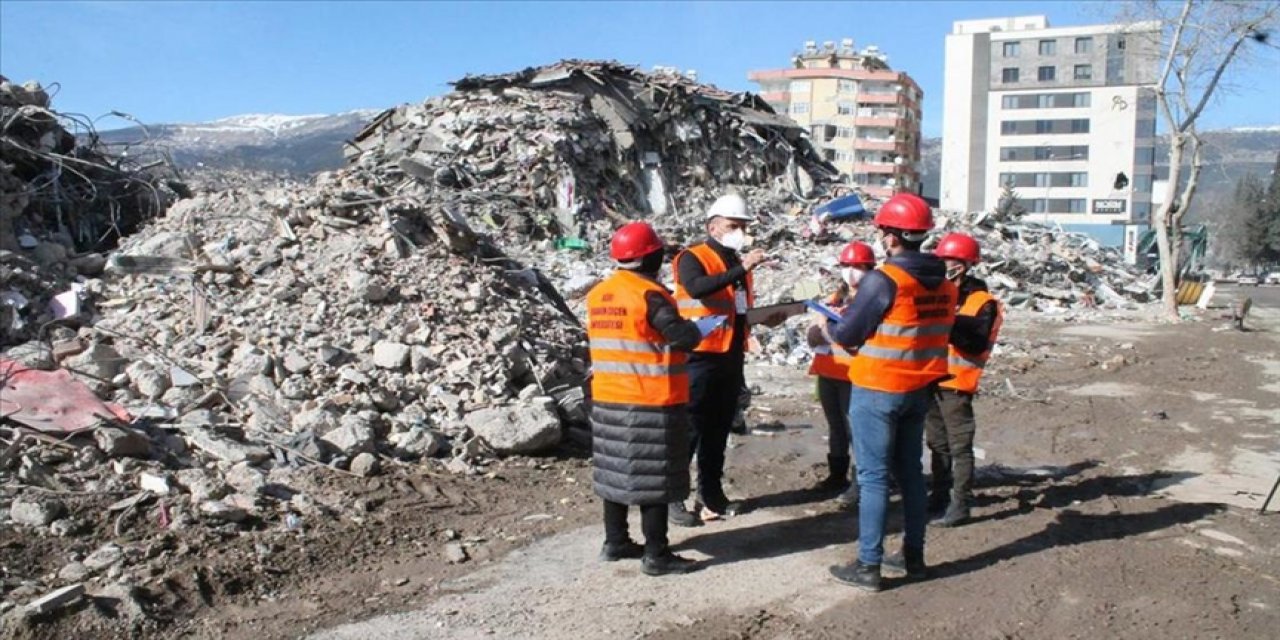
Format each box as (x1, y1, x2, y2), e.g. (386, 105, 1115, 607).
(848, 385, 931, 565)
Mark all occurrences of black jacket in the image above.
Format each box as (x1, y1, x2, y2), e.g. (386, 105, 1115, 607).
(591, 269, 700, 506)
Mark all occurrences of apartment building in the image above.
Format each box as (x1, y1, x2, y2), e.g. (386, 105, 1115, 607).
(749, 39, 923, 200)
(941, 16, 1160, 248)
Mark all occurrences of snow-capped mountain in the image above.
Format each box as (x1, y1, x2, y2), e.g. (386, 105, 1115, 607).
(91, 108, 383, 174)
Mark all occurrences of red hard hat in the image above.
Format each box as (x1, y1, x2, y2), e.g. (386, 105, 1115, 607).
(839, 241, 876, 267)
(610, 221, 664, 261)
(873, 193, 933, 232)
(934, 232, 981, 263)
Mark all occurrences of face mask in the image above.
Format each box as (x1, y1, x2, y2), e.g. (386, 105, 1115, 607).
(719, 229, 747, 251)
(842, 267, 865, 287)
(946, 264, 966, 281)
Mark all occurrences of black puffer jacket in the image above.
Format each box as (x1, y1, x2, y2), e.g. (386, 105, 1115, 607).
(591, 274, 701, 506)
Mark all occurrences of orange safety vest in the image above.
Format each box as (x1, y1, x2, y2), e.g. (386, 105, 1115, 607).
(847, 264, 957, 393)
(587, 270, 689, 407)
(940, 290, 1004, 393)
(809, 292, 855, 380)
(673, 243, 754, 354)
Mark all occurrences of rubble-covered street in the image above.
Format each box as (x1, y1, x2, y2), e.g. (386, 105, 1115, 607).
(1, 61, 1277, 640)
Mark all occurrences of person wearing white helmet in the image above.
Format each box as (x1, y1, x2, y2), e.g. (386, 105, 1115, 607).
(669, 193, 781, 526)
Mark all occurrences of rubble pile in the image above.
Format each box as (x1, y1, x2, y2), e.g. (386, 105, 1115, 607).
(344, 60, 839, 244)
(0, 78, 181, 345)
(933, 209, 1156, 309)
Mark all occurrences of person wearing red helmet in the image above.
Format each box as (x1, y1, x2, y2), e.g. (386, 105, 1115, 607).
(587, 221, 704, 576)
(925, 232, 1004, 528)
(806, 241, 876, 498)
(827, 193, 957, 592)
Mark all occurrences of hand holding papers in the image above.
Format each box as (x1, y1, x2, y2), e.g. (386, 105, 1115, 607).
(694, 315, 728, 337)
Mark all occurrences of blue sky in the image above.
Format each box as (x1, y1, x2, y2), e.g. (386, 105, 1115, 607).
(3, 0, 1277, 136)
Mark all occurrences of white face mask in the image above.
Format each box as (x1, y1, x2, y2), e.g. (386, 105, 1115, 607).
(719, 228, 748, 251)
(842, 267, 866, 287)
(946, 264, 966, 281)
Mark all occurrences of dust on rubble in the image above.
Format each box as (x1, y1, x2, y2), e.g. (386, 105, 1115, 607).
(0, 61, 1267, 639)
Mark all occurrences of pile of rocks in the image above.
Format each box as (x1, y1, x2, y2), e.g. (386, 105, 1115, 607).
(344, 60, 839, 246)
(0, 78, 181, 345)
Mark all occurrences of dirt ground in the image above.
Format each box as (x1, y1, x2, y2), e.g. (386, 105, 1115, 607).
(6, 286, 1280, 639)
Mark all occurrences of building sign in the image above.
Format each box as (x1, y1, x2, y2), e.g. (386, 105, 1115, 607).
(1092, 199, 1127, 214)
(1123, 226, 1139, 265)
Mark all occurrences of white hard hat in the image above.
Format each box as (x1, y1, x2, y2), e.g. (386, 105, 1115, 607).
(705, 193, 754, 221)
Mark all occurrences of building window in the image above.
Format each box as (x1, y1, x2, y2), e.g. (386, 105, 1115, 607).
(789, 80, 812, 95)
(1003, 41, 1021, 57)
(838, 79, 856, 93)
(836, 126, 855, 138)
(791, 102, 810, 115)
(1074, 64, 1093, 80)
(1071, 172, 1088, 187)
(1000, 145, 1090, 161)
(1002, 67, 1020, 83)
(1038, 66, 1056, 81)
(1070, 118, 1090, 133)
(1075, 37, 1093, 54)
(1039, 40, 1057, 56)
(837, 102, 855, 115)
(1135, 147, 1156, 164)
(1117, 37, 1126, 50)
(1067, 199, 1087, 213)
(1074, 92, 1091, 107)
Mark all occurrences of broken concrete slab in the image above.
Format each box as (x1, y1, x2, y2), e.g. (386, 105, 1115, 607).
(463, 399, 562, 455)
(184, 428, 270, 464)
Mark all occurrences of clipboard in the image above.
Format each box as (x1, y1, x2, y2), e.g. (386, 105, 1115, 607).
(694, 315, 728, 337)
(744, 301, 807, 325)
(804, 300, 843, 322)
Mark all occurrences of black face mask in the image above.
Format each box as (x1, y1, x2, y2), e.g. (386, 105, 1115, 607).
(637, 250, 665, 277)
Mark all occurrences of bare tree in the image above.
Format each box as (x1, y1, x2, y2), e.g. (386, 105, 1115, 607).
(1118, 0, 1279, 318)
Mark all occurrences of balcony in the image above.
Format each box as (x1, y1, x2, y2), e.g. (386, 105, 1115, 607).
(856, 93, 903, 105)
(853, 115, 903, 128)
(853, 138, 908, 154)
(758, 90, 790, 103)
(853, 162, 898, 174)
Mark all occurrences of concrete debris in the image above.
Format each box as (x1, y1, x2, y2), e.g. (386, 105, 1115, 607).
(443, 541, 469, 564)
(349, 452, 381, 477)
(0, 80, 180, 346)
(9, 497, 66, 526)
(94, 426, 151, 459)
(464, 398, 562, 454)
(22, 583, 85, 616)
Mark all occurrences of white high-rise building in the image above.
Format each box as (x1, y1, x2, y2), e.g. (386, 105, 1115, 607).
(941, 16, 1161, 251)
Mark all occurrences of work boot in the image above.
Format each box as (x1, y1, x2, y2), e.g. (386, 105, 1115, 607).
(668, 501, 702, 527)
(829, 560, 881, 592)
(881, 546, 928, 581)
(834, 481, 860, 508)
(598, 539, 644, 562)
(642, 550, 699, 576)
(936, 495, 970, 528)
(811, 455, 851, 493)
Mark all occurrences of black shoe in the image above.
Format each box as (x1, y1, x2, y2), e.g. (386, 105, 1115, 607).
(598, 539, 644, 562)
(829, 560, 881, 592)
(881, 547, 928, 580)
(668, 502, 702, 527)
(642, 551, 699, 576)
(936, 499, 970, 527)
(810, 473, 851, 494)
(699, 490, 744, 517)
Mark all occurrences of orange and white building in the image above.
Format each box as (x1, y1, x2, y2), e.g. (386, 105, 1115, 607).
(748, 39, 924, 199)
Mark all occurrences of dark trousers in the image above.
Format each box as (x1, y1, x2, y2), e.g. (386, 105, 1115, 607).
(925, 388, 978, 502)
(603, 500, 667, 557)
(817, 376, 853, 462)
(687, 353, 744, 497)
